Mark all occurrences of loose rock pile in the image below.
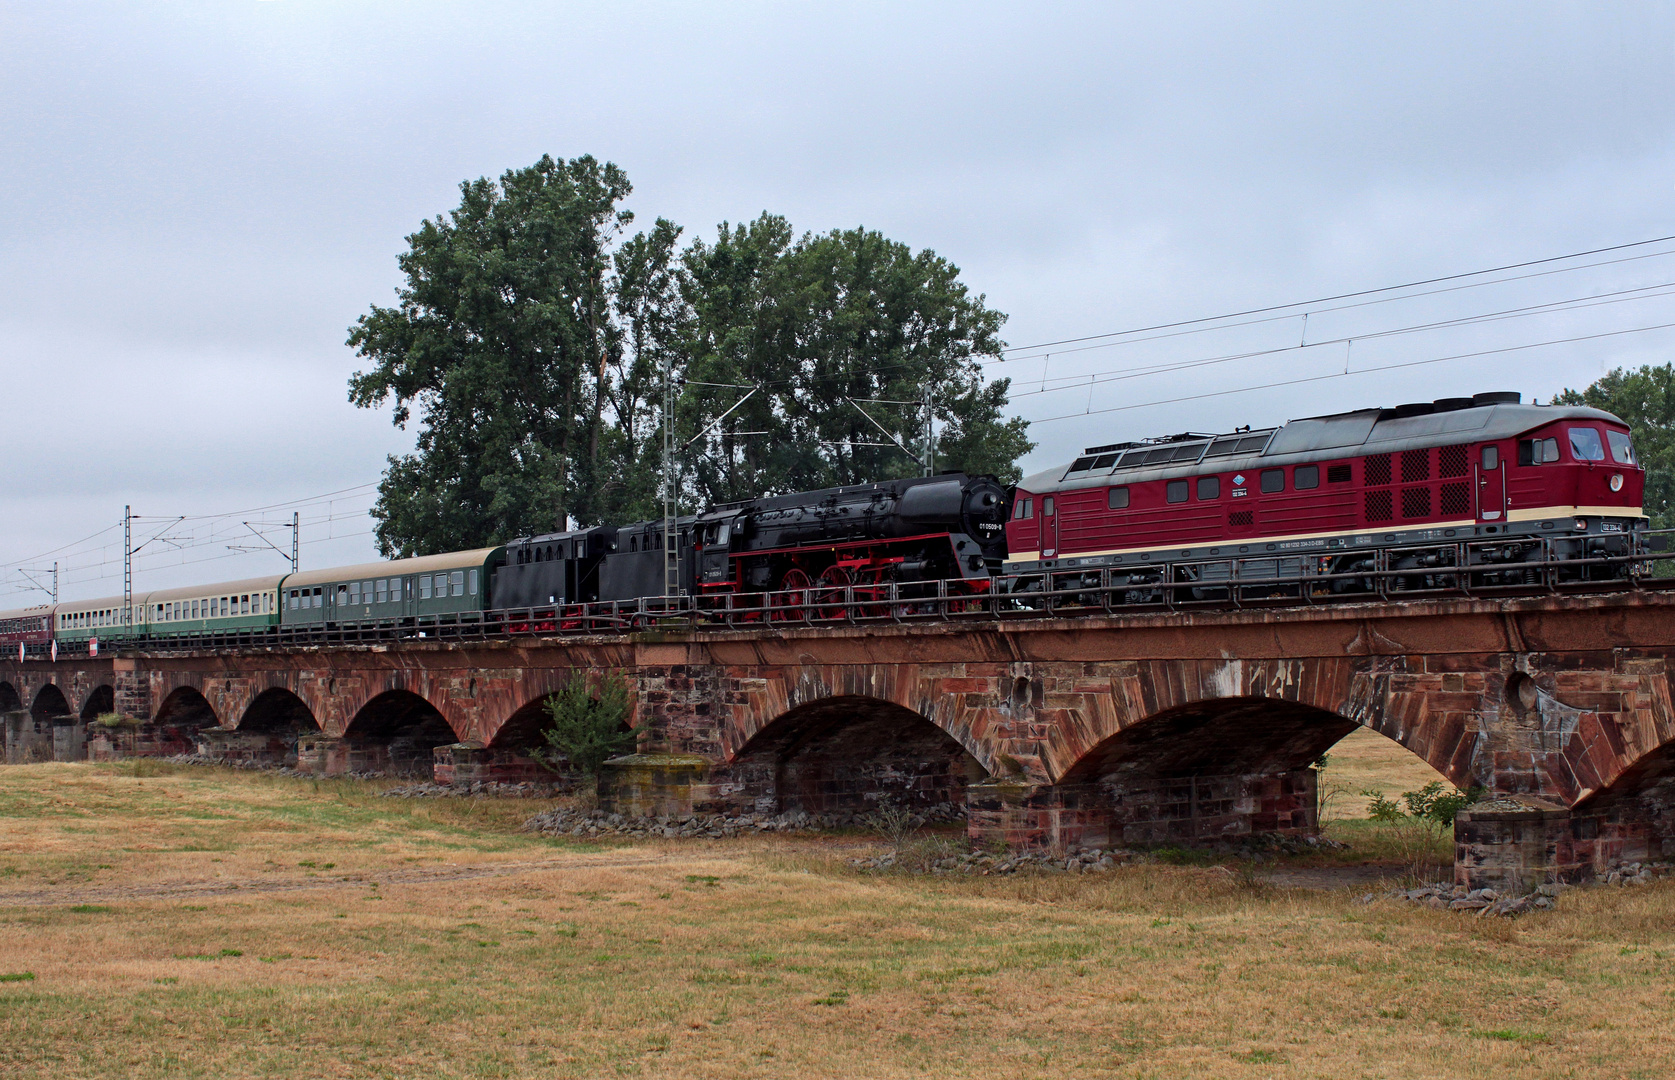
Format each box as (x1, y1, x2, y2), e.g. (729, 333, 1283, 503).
(1386, 881, 1562, 917)
(852, 845, 1144, 874)
(1600, 858, 1673, 886)
(524, 806, 873, 839)
(1387, 858, 1673, 917)
(381, 781, 563, 799)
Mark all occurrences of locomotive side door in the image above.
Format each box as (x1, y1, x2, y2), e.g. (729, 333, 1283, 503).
(1041, 495, 1058, 558)
(1476, 444, 1507, 522)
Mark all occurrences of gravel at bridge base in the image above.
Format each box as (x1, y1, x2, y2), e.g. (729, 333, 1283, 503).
(1375, 857, 1674, 917)
(521, 803, 967, 839)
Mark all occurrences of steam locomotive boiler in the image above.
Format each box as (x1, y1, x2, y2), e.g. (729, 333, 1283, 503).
(690, 472, 1011, 600)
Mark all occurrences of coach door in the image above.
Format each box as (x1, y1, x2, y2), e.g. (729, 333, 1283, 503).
(1476, 444, 1507, 522)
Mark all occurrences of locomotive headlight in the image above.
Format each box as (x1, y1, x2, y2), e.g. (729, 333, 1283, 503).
(1610, 473, 1625, 492)
(1575, 518, 1588, 531)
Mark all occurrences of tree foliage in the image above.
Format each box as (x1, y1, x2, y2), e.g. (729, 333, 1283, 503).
(1555, 363, 1675, 527)
(348, 157, 1031, 556)
(528, 674, 636, 779)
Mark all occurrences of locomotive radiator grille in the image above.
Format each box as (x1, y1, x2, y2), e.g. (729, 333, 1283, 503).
(1365, 454, 1392, 486)
(1365, 489, 1393, 523)
(1439, 444, 1469, 477)
(1440, 482, 1471, 517)
(1401, 448, 1431, 483)
(1401, 487, 1432, 519)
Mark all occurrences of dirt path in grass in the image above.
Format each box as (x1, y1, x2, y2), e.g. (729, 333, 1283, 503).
(0, 850, 684, 908)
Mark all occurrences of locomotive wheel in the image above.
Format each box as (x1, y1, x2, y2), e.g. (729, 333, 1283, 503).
(770, 569, 813, 622)
(814, 565, 852, 621)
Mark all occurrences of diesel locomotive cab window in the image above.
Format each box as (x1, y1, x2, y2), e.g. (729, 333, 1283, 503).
(1260, 469, 1285, 493)
(1519, 437, 1561, 465)
(1107, 486, 1129, 510)
(1294, 465, 1319, 490)
(1569, 426, 1606, 462)
(1197, 477, 1219, 500)
(1608, 430, 1636, 465)
(1481, 446, 1499, 470)
(1166, 480, 1188, 504)
(1012, 498, 1033, 519)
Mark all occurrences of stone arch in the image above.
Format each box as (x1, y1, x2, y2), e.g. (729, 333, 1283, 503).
(491, 694, 567, 754)
(1570, 737, 1675, 866)
(155, 685, 218, 730)
(727, 695, 989, 816)
(79, 685, 115, 722)
(343, 690, 460, 777)
(218, 688, 321, 767)
(30, 683, 71, 723)
(0, 681, 22, 712)
(1034, 658, 1483, 792)
(1037, 692, 1472, 848)
(716, 665, 998, 778)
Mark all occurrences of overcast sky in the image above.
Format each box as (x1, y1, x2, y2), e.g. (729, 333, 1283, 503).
(3, 1, 1673, 603)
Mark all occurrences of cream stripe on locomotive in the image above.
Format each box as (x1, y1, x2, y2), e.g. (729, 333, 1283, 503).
(1006, 503, 1644, 565)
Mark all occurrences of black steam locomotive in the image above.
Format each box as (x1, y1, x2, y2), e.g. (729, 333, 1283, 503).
(493, 473, 1010, 616)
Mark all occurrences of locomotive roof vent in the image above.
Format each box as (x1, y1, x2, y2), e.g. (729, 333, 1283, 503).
(1385, 402, 1437, 419)
(1472, 391, 1522, 407)
(1432, 397, 1475, 412)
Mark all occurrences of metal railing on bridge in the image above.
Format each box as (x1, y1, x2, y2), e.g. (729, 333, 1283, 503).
(30, 528, 1675, 657)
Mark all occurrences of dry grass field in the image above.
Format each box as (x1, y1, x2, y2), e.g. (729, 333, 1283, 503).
(1, 751, 1672, 1079)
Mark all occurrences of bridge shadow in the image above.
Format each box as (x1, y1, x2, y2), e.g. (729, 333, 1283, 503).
(221, 688, 322, 768)
(30, 684, 71, 724)
(730, 695, 989, 818)
(0, 681, 22, 712)
(344, 690, 458, 778)
(79, 685, 114, 722)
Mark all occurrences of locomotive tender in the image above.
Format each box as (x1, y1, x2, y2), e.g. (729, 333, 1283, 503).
(1005, 391, 1646, 602)
(0, 391, 1652, 656)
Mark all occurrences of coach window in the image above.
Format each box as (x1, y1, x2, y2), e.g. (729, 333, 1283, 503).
(420, 576, 432, 600)
(313, 588, 324, 608)
(1260, 468, 1285, 493)
(1569, 426, 1606, 462)
(450, 571, 465, 597)
(469, 569, 479, 595)
(1197, 476, 1219, 500)
(1481, 446, 1499, 470)
(1107, 486, 1129, 510)
(1166, 480, 1188, 504)
(1294, 465, 1319, 490)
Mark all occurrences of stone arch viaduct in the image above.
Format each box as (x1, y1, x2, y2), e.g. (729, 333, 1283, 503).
(5, 590, 1675, 889)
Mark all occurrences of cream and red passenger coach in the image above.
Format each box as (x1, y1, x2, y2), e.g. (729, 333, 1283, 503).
(1005, 391, 1646, 599)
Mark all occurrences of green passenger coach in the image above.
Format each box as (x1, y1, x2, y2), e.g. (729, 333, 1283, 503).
(278, 547, 504, 630)
(146, 577, 284, 641)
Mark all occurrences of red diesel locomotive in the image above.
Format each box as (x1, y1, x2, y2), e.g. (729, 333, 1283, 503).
(1005, 392, 1646, 601)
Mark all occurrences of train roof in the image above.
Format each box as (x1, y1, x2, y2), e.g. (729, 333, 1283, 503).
(281, 547, 504, 589)
(0, 604, 53, 620)
(1021, 394, 1629, 494)
(145, 576, 286, 603)
(710, 473, 978, 515)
